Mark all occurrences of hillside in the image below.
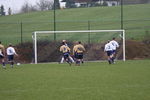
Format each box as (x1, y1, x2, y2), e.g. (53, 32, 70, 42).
(0, 4, 150, 45)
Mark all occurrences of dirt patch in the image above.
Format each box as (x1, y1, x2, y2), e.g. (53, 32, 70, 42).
(15, 40, 150, 63)
(126, 40, 150, 59)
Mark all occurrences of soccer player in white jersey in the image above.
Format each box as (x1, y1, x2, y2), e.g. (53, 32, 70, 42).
(6, 43, 18, 68)
(104, 40, 113, 64)
(60, 40, 75, 63)
(110, 37, 119, 63)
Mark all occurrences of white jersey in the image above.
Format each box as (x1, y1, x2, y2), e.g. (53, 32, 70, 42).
(104, 42, 113, 52)
(7, 47, 17, 55)
(110, 40, 119, 50)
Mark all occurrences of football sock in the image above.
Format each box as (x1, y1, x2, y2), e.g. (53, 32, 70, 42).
(60, 57, 64, 63)
(2, 62, 5, 66)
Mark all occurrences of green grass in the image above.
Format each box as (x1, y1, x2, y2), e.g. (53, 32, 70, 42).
(0, 4, 150, 45)
(0, 60, 150, 100)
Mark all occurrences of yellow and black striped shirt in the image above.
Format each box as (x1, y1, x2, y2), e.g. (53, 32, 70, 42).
(0, 44, 5, 54)
(73, 44, 85, 53)
(60, 45, 70, 53)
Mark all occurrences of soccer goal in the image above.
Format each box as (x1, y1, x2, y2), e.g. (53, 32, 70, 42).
(32, 30, 125, 64)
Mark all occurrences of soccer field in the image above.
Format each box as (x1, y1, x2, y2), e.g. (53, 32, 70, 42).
(0, 60, 150, 100)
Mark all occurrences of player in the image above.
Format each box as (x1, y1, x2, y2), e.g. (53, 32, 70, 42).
(60, 42, 72, 66)
(72, 41, 78, 62)
(6, 43, 18, 68)
(0, 41, 6, 69)
(104, 40, 113, 64)
(110, 37, 119, 63)
(60, 40, 74, 63)
(73, 41, 85, 66)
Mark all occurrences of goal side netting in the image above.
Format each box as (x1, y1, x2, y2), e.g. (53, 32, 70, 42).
(32, 30, 125, 64)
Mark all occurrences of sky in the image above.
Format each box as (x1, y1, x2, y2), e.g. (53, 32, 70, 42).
(0, 0, 42, 14)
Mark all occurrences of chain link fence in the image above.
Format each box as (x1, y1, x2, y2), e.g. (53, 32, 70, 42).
(0, 19, 150, 45)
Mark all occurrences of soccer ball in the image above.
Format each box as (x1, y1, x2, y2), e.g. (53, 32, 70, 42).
(17, 63, 20, 66)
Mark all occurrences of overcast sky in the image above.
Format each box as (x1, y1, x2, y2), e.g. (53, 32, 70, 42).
(0, 0, 49, 14)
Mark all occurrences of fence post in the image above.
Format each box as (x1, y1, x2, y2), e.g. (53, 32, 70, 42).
(88, 21, 91, 44)
(20, 21, 23, 44)
(53, 0, 56, 41)
(121, 0, 124, 29)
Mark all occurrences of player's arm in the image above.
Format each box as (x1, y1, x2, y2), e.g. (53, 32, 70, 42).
(73, 46, 77, 54)
(67, 47, 71, 53)
(104, 44, 107, 52)
(13, 48, 18, 56)
(116, 41, 119, 48)
(60, 46, 63, 52)
(82, 45, 85, 52)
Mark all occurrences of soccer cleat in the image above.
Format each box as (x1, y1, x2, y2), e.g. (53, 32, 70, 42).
(69, 62, 72, 66)
(108, 60, 112, 64)
(81, 61, 84, 64)
(2, 66, 6, 69)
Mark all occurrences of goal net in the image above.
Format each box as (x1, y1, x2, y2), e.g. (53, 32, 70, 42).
(32, 30, 125, 64)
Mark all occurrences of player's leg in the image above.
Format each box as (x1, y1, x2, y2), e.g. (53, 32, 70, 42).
(0, 55, 6, 69)
(80, 53, 84, 64)
(64, 53, 72, 66)
(60, 56, 64, 63)
(73, 52, 77, 63)
(107, 51, 112, 64)
(67, 57, 72, 66)
(2, 58, 6, 68)
(8, 55, 14, 68)
(75, 53, 82, 66)
(111, 50, 116, 63)
(78, 53, 84, 64)
(69, 56, 75, 63)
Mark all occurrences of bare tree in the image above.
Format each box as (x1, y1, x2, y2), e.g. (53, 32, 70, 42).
(20, 2, 30, 13)
(36, 0, 53, 11)
(0, 5, 5, 16)
(20, 1, 38, 13)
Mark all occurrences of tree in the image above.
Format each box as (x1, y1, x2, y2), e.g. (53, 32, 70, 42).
(65, 0, 76, 8)
(20, 2, 38, 13)
(0, 5, 5, 16)
(20, 2, 30, 13)
(36, 0, 53, 11)
(52, 0, 60, 9)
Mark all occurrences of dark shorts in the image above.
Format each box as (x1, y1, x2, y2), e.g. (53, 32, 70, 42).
(8, 55, 14, 61)
(63, 53, 69, 60)
(112, 50, 116, 54)
(107, 51, 113, 56)
(74, 52, 78, 59)
(0, 54, 4, 59)
(76, 53, 83, 59)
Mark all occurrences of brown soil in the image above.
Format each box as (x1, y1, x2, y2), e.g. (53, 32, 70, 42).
(15, 40, 150, 63)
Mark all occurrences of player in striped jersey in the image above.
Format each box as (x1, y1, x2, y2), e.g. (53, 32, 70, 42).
(60, 42, 72, 65)
(73, 41, 85, 66)
(60, 40, 74, 64)
(0, 41, 6, 69)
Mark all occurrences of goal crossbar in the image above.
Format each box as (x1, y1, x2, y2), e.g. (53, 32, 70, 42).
(32, 30, 125, 64)
(34, 30, 124, 34)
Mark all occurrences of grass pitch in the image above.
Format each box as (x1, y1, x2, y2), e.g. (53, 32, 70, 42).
(0, 60, 150, 100)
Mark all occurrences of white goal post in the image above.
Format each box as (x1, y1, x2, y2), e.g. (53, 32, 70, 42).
(32, 30, 125, 64)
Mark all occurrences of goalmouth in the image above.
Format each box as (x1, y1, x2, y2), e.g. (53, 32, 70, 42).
(32, 30, 125, 64)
